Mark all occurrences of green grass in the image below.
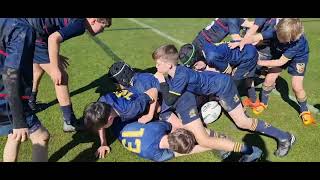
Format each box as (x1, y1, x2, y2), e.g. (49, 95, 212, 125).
(1, 18, 319, 162)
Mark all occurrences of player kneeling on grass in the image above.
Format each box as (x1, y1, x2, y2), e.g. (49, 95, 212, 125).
(0, 18, 49, 162)
(240, 18, 316, 125)
(152, 44, 296, 158)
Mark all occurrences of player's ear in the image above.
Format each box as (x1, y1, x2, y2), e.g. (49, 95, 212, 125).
(89, 18, 97, 25)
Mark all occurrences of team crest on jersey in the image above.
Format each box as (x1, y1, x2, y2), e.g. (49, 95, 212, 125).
(189, 108, 197, 118)
(233, 94, 240, 103)
(296, 63, 305, 74)
(264, 122, 271, 128)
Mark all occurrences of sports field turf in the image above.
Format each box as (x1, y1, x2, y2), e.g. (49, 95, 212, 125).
(0, 18, 319, 162)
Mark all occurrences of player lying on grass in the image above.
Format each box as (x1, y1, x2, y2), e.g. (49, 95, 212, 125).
(84, 98, 262, 162)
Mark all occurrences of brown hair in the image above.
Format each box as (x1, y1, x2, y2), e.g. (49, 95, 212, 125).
(276, 18, 304, 42)
(152, 44, 179, 65)
(168, 128, 196, 154)
(97, 18, 112, 27)
(83, 101, 112, 130)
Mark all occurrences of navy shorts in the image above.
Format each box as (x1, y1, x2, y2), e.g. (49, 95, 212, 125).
(33, 40, 50, 64)
(159, 91, 200, 125)
(216, 77, 241, 112)
(232, 52, 258, 80)
(283, 59, 308, 76)
(0, 99, 41, 136)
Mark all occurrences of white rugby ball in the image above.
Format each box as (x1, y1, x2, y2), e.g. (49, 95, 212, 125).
(200, 101, 222, 124)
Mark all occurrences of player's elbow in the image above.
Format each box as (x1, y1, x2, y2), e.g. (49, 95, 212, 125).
(48, 32, 63, 43)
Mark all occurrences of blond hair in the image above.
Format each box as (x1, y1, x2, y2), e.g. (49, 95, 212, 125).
(152, 44, 179, 65)
(276, 18, 304, 42)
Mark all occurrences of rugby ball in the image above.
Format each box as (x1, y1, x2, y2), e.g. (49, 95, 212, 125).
(200, 101, 222, 124)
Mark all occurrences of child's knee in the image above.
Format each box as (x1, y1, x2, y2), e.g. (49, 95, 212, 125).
(30, 127, 50, 144)
(292, 83, 304, 94)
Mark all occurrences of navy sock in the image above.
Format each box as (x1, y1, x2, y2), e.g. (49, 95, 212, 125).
(240, 144, 253, 155)
(29, 91, 38, 102)
(254, 119, 289, 141)
(261, 89, 272, 105)
(248, 87, 257, 102)
(298, 99, 308, 113)
(60, 104, 76, 124)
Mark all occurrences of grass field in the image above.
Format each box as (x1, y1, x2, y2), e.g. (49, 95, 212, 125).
(0, 18, 319, 162)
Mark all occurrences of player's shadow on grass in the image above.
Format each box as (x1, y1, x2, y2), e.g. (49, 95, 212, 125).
(314, 104, 320, 111)
(133, 66, 157, 74)
(222, 133, 270, 162)
(35, 74, 118, 114)
(221, 111, 270, 162)
(274, 76, 300, 113)
(49, 120, 117, 162)
(238, 75, 300, 113)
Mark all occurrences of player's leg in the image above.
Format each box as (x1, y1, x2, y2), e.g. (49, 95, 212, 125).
(177, 92, 262, 161)
(29, 124, 50, 162)
(242, 77, 260, 108)
(291, 73, 315, 125)
(3, 134, 21, 162)
(28, 63, 45, 110)
(33, 41, 78, 132)
(39, 63, 78, 132)
(253, 67, 282, 115)
(228, 103, 295, 157)
(220, 77, 295, 157)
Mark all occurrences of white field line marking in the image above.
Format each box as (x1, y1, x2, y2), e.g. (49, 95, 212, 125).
(127, 18, 185, 46)
(128, 18, 319, 115)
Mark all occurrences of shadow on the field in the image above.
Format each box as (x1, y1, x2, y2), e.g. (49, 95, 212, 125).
(34, 74, 118, 113)
(49, 120, 117, 162)
(35, 36, 122, 113)
(222, 133, 270, 162)
(133, 66, 157, 74)
(107, 27, 150, 31)
(275, 76, 300, 113)
(314, 104, 320, 111)
(34, 38, 157, 114)
(89, 35, 122, 62)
